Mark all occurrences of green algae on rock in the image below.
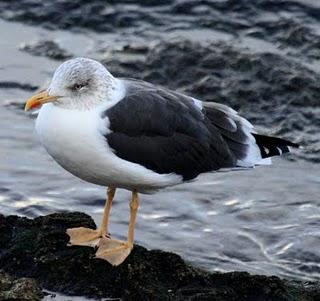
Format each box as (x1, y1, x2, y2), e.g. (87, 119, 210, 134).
(0, 212, 319, 300)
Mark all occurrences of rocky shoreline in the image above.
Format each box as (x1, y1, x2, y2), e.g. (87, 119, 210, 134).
(1, 0, 320, 62)
(0, 212, 319, 300)
(1, 1, 320, 298)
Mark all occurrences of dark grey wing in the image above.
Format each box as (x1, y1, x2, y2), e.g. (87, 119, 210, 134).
(102, 79, 236, 180)
(102, 79, 299, 180)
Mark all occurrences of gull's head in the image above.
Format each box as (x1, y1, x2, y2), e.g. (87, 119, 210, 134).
(25, 57, 117, 111)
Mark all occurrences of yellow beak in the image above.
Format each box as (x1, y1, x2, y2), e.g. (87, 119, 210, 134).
(25, 91, 60, 111)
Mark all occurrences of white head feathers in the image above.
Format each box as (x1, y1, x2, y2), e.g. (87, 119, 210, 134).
(48, 58, 119, 110)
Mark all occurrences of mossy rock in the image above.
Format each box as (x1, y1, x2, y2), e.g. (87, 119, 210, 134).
(0, 212, 319, 300)
(0, 271, 43, 301)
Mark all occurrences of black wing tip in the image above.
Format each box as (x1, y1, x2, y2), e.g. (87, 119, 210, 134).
(277, 138, 300, 149)
(252, 134, 300, 158)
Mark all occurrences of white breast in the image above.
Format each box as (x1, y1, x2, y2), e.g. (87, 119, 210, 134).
(35, 103, 182, 193)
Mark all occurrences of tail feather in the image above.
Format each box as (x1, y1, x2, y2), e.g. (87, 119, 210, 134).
(252, 134, 299, 158)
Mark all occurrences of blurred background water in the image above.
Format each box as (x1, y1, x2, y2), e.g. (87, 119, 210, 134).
(0, 0, 320, 283)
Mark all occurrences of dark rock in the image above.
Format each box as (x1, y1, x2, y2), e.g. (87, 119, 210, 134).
(1, 0, 320, 60)
(0, 82, 38, 91)
(0, 271, 43, 301)
(0, 212, 320, 300)
(19, 40, 72, 60)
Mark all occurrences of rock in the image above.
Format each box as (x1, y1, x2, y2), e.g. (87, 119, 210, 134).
(0, 271, 43, 301)
(0, 212, 319, 300)
(19, 40, 72, 61)
(0, 82, 38, 91)
(1, 0, 320, 59)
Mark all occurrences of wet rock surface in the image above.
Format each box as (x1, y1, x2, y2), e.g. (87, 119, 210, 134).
(0, 271, 43, 301)
(1, 0, 320, 60)
(19, 40, 72, 60)
(0, 82, 38, 91)
(0, 212, 319, 301)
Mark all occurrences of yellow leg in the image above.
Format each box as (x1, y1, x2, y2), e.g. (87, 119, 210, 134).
(66, 187, 116, 247)
(127, 190, 139, 247)
(95, 191, 140, 266)
(100, 187, 116, 237)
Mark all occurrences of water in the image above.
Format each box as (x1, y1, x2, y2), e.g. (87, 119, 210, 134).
(0, 9, 320, 285)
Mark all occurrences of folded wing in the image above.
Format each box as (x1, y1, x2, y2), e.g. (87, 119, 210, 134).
(102, 79, 298, 180)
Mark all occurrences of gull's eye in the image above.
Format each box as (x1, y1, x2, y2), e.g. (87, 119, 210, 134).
(72, 83, 85, 91)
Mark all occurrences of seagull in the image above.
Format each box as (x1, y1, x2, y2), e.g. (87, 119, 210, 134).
(25, 57, 299, 266)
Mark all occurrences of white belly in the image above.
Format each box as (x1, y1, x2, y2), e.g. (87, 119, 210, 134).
(35, 103, 182, 193)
